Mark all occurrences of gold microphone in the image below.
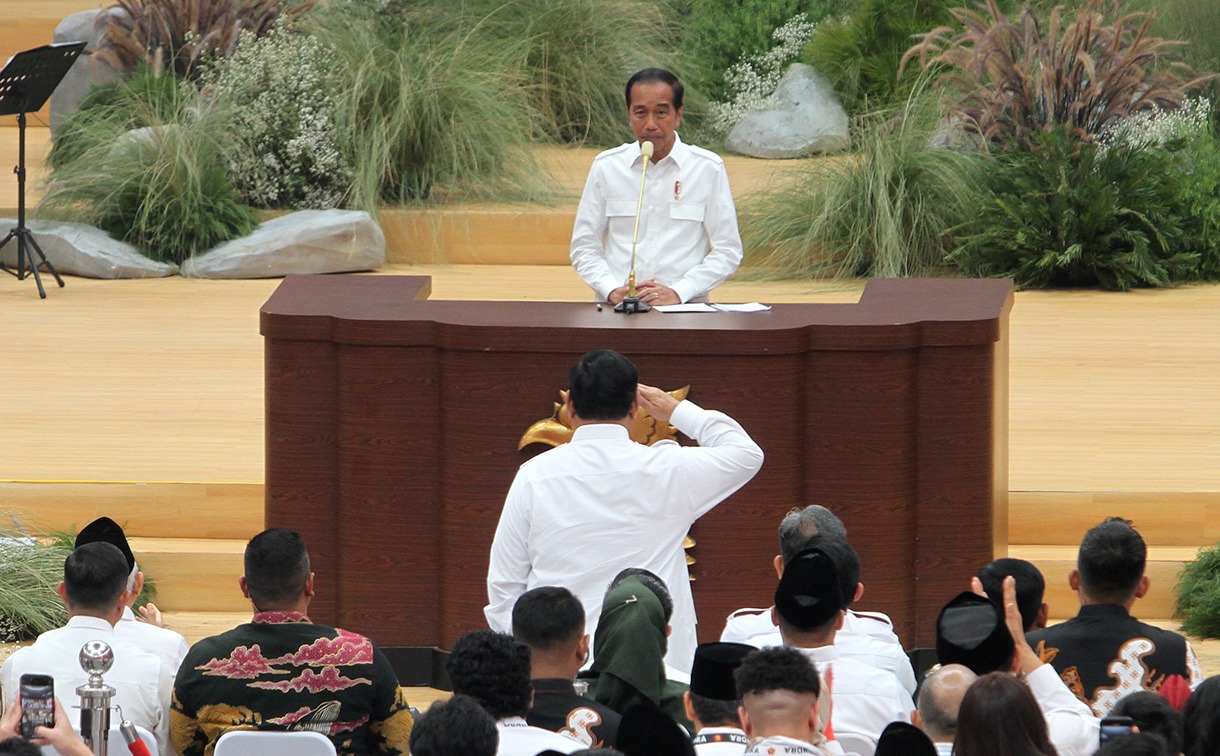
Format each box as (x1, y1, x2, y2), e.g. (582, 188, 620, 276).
(616, 140, 654, 314)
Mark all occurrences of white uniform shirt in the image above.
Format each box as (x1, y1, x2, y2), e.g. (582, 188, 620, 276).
(115, 606, 189, 677)
(720, 610, 916, 696)
(795, 646, 914, 756)
(933, 742, 953, 756)
(1025, 663, 1100, 756)
(485, 400, 764, 672)
(744, 735, 836, 755)
(0, 615, 173, 755)
(570, 133, 744, 303)
(496, 716, 583, 756)
(694, 726, 751, 755)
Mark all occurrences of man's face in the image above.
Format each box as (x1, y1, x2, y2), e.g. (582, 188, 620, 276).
(628, 80, 683, 162)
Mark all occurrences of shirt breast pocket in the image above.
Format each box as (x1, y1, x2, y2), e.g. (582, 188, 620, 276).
(605, 198, 639, 238)
(669, 200, 706, 224)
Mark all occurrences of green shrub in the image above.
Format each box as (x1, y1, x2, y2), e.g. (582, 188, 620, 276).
(200, 27, 352, 209)
(709, 14, 819, 137)
(950, 125, 1196, 290)
(0, 525, 71, 641)
(1176, 543, 1220, 638)
(740, 93, 983, 278)
(803, 0, 956, 114)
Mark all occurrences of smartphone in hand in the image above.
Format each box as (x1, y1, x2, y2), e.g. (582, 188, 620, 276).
(1099, 715, 1137, 744)
(19, 674, 54, 739)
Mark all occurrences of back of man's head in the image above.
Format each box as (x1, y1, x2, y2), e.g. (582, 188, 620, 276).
(63, 542, 129, 613)
(735, 647, 820, 737)
(1094, 732, 1174, 756)
(446, 630, 532, 721)
(916, 664, 977, 743)
(1078, 517, 1146, 604)
(778, 506, 848, 564)
(409, 694, 498, 756)
(569, 350, 638, 422)
(243, 528, 311, 610)
(976, 558, 1046, 631)
(0, 737, 42, 756)
(1111, 691, 1185, 754)
(607, 567, 673, 623)
(512, 586, 585, 654)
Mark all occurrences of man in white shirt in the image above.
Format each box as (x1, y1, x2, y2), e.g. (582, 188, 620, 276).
(485, 349, 764, 672)
(735, 647, 842, 756)
(775, 545, 913, 756)
(74, 517, 189, 674)
(720, 507, 915, 697)
(446, 630, 583, 756)
(911, 664, 976, 756)
(0, 542, 174, 755)
(570, 68, 743, 305)
(684, 643, 754, 755)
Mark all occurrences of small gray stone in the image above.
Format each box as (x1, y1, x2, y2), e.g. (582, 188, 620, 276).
(51, 9, 128, 133)
(726, 63, 850, 158)
(0, 218, 177, 278)
(181, 210, 386, 279)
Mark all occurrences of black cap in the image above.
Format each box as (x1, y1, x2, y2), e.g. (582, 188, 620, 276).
(935, 591, 1014, 675)
(875, 721, 938, 756)
(75, 517, 135, 573)
(690, 642, 754, 701)
(617, 702, 695, 756)
(774, 548, 844, 631)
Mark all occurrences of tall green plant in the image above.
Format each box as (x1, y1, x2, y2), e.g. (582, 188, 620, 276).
(1176, 543, 1220, 638)
(740, 93, 982, 278)
(0, 522, 71, 641)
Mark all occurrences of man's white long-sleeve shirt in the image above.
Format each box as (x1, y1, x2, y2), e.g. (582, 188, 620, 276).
(569, 133, 744, 304)
(1025, 663, 1100, 756)
(484, 399, 764, 672)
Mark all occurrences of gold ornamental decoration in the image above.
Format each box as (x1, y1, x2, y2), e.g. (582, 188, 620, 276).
(517, 385, 691, 449)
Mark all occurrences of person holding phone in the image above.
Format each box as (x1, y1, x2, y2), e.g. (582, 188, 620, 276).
(0, 694, 92, 756)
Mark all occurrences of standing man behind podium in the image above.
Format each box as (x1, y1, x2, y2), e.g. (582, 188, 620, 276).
(485, 349, 764, 672)
(570, 68, 744, 306)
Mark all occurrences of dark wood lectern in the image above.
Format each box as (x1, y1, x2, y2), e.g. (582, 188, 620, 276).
(262, 276, 1012, 663)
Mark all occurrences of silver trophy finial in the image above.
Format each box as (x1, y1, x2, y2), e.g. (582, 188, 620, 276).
(79, 640, 114, 677)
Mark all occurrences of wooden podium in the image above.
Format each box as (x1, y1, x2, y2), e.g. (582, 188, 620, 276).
(262, 275, 1012, 662)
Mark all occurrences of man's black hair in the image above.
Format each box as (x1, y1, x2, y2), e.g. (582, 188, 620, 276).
(689, 692, 741, 728)
(976, 558, 1046, 631)
(1078, 517, 1146, 603)
(778, 506, 848, 565)
(624, 68, 684, 109)
(1095, 732, 1173, 756)
(244, 528, 311, 610)
(607, 567, 673, 622)
(446, 630, 532, 720)
(734, 646, 820, 698)
(63, 542, 129, 611)
(408, 694, 498, 756)
(512, 586, 585, 652)
(1112, 691, 1185, 754)
(569, 350, 638, 421)
(0, 737, 41, 756)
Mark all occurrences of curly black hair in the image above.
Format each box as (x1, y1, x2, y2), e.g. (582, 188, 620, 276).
(734, 646, 820, 698)
(409, 694, 498, 756)
(446, 630, 532, 720)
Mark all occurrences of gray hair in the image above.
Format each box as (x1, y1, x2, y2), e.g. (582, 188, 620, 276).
(778, 506, 847, 564)
(126, 561, 140, 593)
(917, 664, 977, 742)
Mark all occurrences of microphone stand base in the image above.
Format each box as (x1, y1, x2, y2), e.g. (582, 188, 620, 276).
(614, 297, 650, 314)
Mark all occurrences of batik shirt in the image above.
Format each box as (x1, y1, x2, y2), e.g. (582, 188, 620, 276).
(171, 611, 413, 756)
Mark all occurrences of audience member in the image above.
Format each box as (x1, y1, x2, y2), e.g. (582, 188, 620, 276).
(1027, 518, 1202, 716)
(408, 695, 498, 756)
(587, 573, 692, 731)
(486, 349, 764, 672)
(74, 516, 189, 672)
(774, 545, 912, 755)
(935, 579, 1099, 756)
(953, 672, 1059, 756)
(0, 542, 173, 754)
(1094, 733, 1173, 756)
(0, 696, 91, 756)
(446, 630, 583, 756)
(913, 664, 977, 755)
(172, 529, 412, 756)
(734, 646, 838, 755)
(874, 721, 937, 756)
(1110, 691, 1185, 754)
(684, 642, 753, 755)
(616, 702, 696, 756)
(512, 586, 621, 748)
(1183, 675, 1220, 756)
(976, 558, 1049, 632)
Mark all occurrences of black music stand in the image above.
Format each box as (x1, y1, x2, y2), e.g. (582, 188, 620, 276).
(0, 42, 84, 298)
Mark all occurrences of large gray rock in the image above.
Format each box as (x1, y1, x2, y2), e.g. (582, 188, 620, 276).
(726, 64, 850, 158)
(0, 218, 177, 278)
(52, 10, 128, 133)
(181, 210, 386, 279)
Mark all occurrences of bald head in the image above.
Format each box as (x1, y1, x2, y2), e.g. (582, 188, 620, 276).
(740, 689, 818, 740)
(917, 664, 977, 742)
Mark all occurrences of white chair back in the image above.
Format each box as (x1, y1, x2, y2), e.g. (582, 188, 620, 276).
(214, 730, 338, 756)
(834, 731, 877, 756)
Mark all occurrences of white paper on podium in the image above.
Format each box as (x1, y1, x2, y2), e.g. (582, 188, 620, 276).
(712, 302, 771, 312)
(653, 303, 717, 313)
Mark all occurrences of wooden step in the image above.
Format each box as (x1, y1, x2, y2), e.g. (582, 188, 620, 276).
(129, 537, 249, 613)
(1010, 491, 1220, 547)
(1008, 544, 1193, 621)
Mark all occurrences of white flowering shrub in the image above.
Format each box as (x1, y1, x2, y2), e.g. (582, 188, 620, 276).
(200, 28, 352, 209)
(708, 14, 819, 136)
(1099, 97, 1212, 151)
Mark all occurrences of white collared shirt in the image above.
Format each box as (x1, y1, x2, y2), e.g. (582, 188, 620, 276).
(795, 645, 915, 756)
(1024, 664, 1100, 756)
(115, 606, 189, 677)
(694, 726, 751, 755)
(485, 399, 764, 672)
(745, 735, 834, 755)
(496, 715, 583, 756)
(570, 133, 744, 303)
(0, 615, 174, 756)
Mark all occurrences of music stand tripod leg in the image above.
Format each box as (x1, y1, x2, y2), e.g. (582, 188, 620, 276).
(26, 231, 63, 290)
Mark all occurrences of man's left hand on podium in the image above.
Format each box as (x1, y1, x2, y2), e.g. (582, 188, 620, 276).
(635, 280, 680, 306)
